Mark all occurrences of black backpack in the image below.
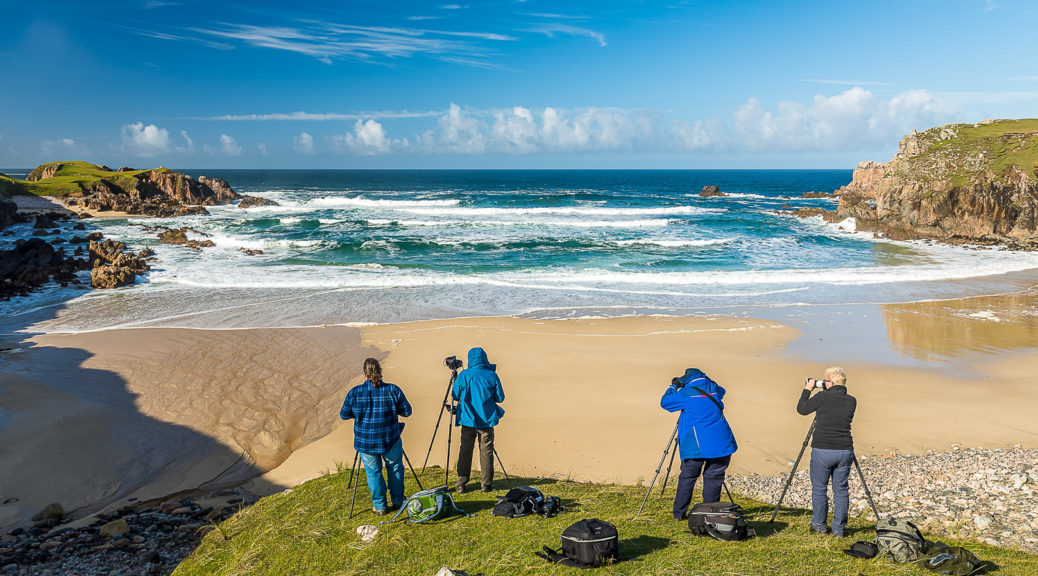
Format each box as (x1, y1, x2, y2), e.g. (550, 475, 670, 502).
(491, 486, 563, 518)
(536, 518, 620, 568)
(688, 502, 754, 541)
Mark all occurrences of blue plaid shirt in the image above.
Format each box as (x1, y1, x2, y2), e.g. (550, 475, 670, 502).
(340, 381, 412, 454)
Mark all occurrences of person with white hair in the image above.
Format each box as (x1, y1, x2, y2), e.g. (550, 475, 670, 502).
(796, 366, 857, 537)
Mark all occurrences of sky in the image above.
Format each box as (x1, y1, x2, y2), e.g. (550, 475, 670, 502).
(2, 0, 1038, 169)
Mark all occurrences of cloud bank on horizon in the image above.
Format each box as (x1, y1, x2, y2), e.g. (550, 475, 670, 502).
(2, 0, 1037, 168)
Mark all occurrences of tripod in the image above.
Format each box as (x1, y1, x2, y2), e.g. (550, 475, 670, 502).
(769, 417, 880, 524)
(422, 364, 509, 487)
(636, 419, 735, 517)
(348, 445, 424, 519)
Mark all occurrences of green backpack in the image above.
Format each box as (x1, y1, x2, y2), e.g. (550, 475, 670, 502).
(875, 517, 925, 563)
(384, 486, 469, 525)
(917, 542, 987, 576)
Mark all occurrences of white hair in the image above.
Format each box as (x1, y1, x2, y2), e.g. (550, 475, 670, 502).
(824, 366, 847, 386)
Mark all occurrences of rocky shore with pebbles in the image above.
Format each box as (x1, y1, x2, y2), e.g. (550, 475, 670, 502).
(727, 447, 1038, 553)
(0, 489, 255, 576)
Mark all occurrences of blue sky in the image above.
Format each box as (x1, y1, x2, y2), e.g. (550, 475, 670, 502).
(2, 0, 1037, 169)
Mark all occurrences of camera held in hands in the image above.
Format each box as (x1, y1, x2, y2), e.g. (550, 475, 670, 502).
(444, 355, 463, 371)
(805, 378, 829, 390)
(671, 377, 684, 390)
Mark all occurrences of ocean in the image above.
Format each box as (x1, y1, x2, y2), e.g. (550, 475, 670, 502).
(5, 169, 1038, 333)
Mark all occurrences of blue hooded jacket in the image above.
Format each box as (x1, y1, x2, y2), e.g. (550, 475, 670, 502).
(660, 368, 737, 460)
(452, 347, 505, 429)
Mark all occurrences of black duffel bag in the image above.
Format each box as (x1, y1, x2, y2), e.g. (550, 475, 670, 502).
(536, 518, 619, 568)
(688, 502, 754, 541)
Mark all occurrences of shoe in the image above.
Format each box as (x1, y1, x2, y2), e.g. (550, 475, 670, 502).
(480, 485, 493, 493)
(673, 514, 687, 521)
(372, 507, 388, 515)
(387, 502, 401, 511)
(453, 484, 466, 494)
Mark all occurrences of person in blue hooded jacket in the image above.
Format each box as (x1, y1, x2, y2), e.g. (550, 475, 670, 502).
(661, 368, 738, 520)
(451, 347, 505, 493)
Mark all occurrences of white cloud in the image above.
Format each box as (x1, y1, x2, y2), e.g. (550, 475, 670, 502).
(257, 142, 268, 155)
(333, 119, 406, 155)
(180, 130, 194, 151)
(219, 134, 242, 156)
(121, 122, 173, 157)
(529, 24, 606, 47)
(40, 137, 90, 158)
(293, 131, 315, 154)
(205, 110, 441, 121)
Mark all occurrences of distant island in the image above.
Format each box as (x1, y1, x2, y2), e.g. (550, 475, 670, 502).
(820, 119, 1038, 249)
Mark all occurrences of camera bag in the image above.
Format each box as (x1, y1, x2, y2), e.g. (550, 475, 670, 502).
(492, 486, 564, 519)
(916, 543, 986, 576)
(383, 486, 468, 525)
(536, 518, 619, 568)
(688, 502, 754, 541)
(875, 517, 926, 563)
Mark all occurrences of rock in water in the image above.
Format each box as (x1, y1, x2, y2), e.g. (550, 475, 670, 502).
(699, 185, 724, 197)
(0, 197, 17, 230)
(238, 195, 280, 208)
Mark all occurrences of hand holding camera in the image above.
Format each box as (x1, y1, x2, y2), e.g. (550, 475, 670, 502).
(671, 377, 684, 390)
(444, 355, 463, 371)
(804, 377, 829, 391)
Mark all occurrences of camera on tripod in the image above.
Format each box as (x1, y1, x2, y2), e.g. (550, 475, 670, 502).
(444, 355, 463, 371)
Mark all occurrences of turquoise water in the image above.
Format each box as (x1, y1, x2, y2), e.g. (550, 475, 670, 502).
(5, 169, 1038, 331)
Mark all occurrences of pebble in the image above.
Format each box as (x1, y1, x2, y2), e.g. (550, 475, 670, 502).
(728, 447, 1038, 553)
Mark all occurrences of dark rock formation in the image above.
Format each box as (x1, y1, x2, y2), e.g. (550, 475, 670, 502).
(118, 166, 135, 172)
(88, 239, 152, 289)
(158, 227, 216, 250)
(0, 238, 88, 299)
(239, 247, 264, 256)
(699, 185, 724, 197)
(238, 195, 281, 209)
(0, 197, 17, 230)
(802, 191, 835, 199)
(818, 120, 1038, 249)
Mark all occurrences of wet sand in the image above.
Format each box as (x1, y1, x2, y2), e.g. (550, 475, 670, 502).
(2, 296, 1038, 529)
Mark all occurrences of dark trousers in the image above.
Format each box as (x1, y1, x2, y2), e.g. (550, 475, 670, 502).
(672, 455, 731, 519)
(809, 448, 854, 536)
(456, 426, 494, 489)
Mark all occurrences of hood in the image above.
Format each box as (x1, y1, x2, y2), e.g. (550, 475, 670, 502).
(467, 347, 496, 372)
(680, 368, 716, 390)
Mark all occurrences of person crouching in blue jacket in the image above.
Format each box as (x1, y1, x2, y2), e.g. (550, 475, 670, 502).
(661, 368, 738, 520)
(452, 347, 505, 493)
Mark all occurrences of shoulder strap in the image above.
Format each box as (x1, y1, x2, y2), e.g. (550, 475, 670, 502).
(691, 386, 723, 412)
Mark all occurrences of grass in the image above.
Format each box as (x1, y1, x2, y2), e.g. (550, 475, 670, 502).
(0, 160, 172, 197)
(172, 468, 1038, 576)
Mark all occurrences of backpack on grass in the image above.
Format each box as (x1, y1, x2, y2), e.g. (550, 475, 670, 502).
(383, 486, 469, 525)
(688, 502, 754, 541)
(917, 543, 987, 576)
(875, 517, 925, 562)
(492, 486, 564, 519)
(536, 518, 620, 568)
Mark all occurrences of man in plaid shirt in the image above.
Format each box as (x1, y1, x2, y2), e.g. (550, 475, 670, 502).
(340, 358, 413, 514)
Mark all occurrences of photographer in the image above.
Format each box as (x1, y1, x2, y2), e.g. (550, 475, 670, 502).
(452, 347, 505, 494)
(661, 368, 738, 521)
(340, 358, 412, 515)
(796, 366, 856, 537)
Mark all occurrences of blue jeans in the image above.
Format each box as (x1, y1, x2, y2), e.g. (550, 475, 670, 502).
(359, 440, 405, 511)
(672, 455, 731, 519)
(809, 448, 854, 536)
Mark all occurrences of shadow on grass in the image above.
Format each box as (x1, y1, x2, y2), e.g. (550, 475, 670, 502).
(620, 535, 672, 560)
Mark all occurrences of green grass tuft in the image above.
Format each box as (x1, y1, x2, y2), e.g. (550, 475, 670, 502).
(172, 468, 1038, 575)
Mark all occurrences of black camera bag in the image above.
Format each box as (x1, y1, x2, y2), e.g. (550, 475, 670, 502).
(688, 502, 753, 541)
(536, 518, 619, 568)
(492, 486, 544, 518)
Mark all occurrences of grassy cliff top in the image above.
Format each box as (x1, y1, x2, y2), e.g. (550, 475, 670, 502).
(892, 119, 1038, 187)
(0, 161, 173, 197)
(172, 468, 1038, 576)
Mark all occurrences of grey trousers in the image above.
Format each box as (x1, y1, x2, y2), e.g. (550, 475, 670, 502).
(456, 426, 494, 489)
(809, 447, 854, 536)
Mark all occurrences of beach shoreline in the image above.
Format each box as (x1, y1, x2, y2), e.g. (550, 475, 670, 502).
(3, 306, 1037, 533)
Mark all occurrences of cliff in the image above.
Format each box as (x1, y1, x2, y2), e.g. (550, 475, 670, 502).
(832, 119, 1038, 248)
(10, 161, 240, 218)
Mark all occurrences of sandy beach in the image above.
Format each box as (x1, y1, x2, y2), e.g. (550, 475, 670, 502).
(4, 300, 1038, 531)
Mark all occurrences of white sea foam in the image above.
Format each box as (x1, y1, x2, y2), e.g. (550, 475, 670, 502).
(395, 205, 722, 217)
(613, 239, 730, 247)
(308, 196, 461, 208)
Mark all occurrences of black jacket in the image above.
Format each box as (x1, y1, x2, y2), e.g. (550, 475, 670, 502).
(797, 385, 856, 450)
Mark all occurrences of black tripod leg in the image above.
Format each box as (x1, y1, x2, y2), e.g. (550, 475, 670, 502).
(659, 436, 679, 496)
(853, 456, 880, 522)
(769, 419, 816, 524)
(422, 371, 458, 470)
(347, 451, 360, 488)
(402, 448, 424, 492)
(493, 448, 510, 481)
(349, 451, 361, 519)
(445, 405, 454, 488)
(636, 420, 680, 517)
(723, 481, 735, 505)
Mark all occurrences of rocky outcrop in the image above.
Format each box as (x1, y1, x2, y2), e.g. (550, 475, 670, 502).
(88, 240, 153, 289)
(157, 227, 215, 250)
(238, 195, 280, 208)
(0, 197, 17, 230)
(826, 120, 1038, 249)
(699, 185, 724, 197)
(0, 238, 89, 299)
